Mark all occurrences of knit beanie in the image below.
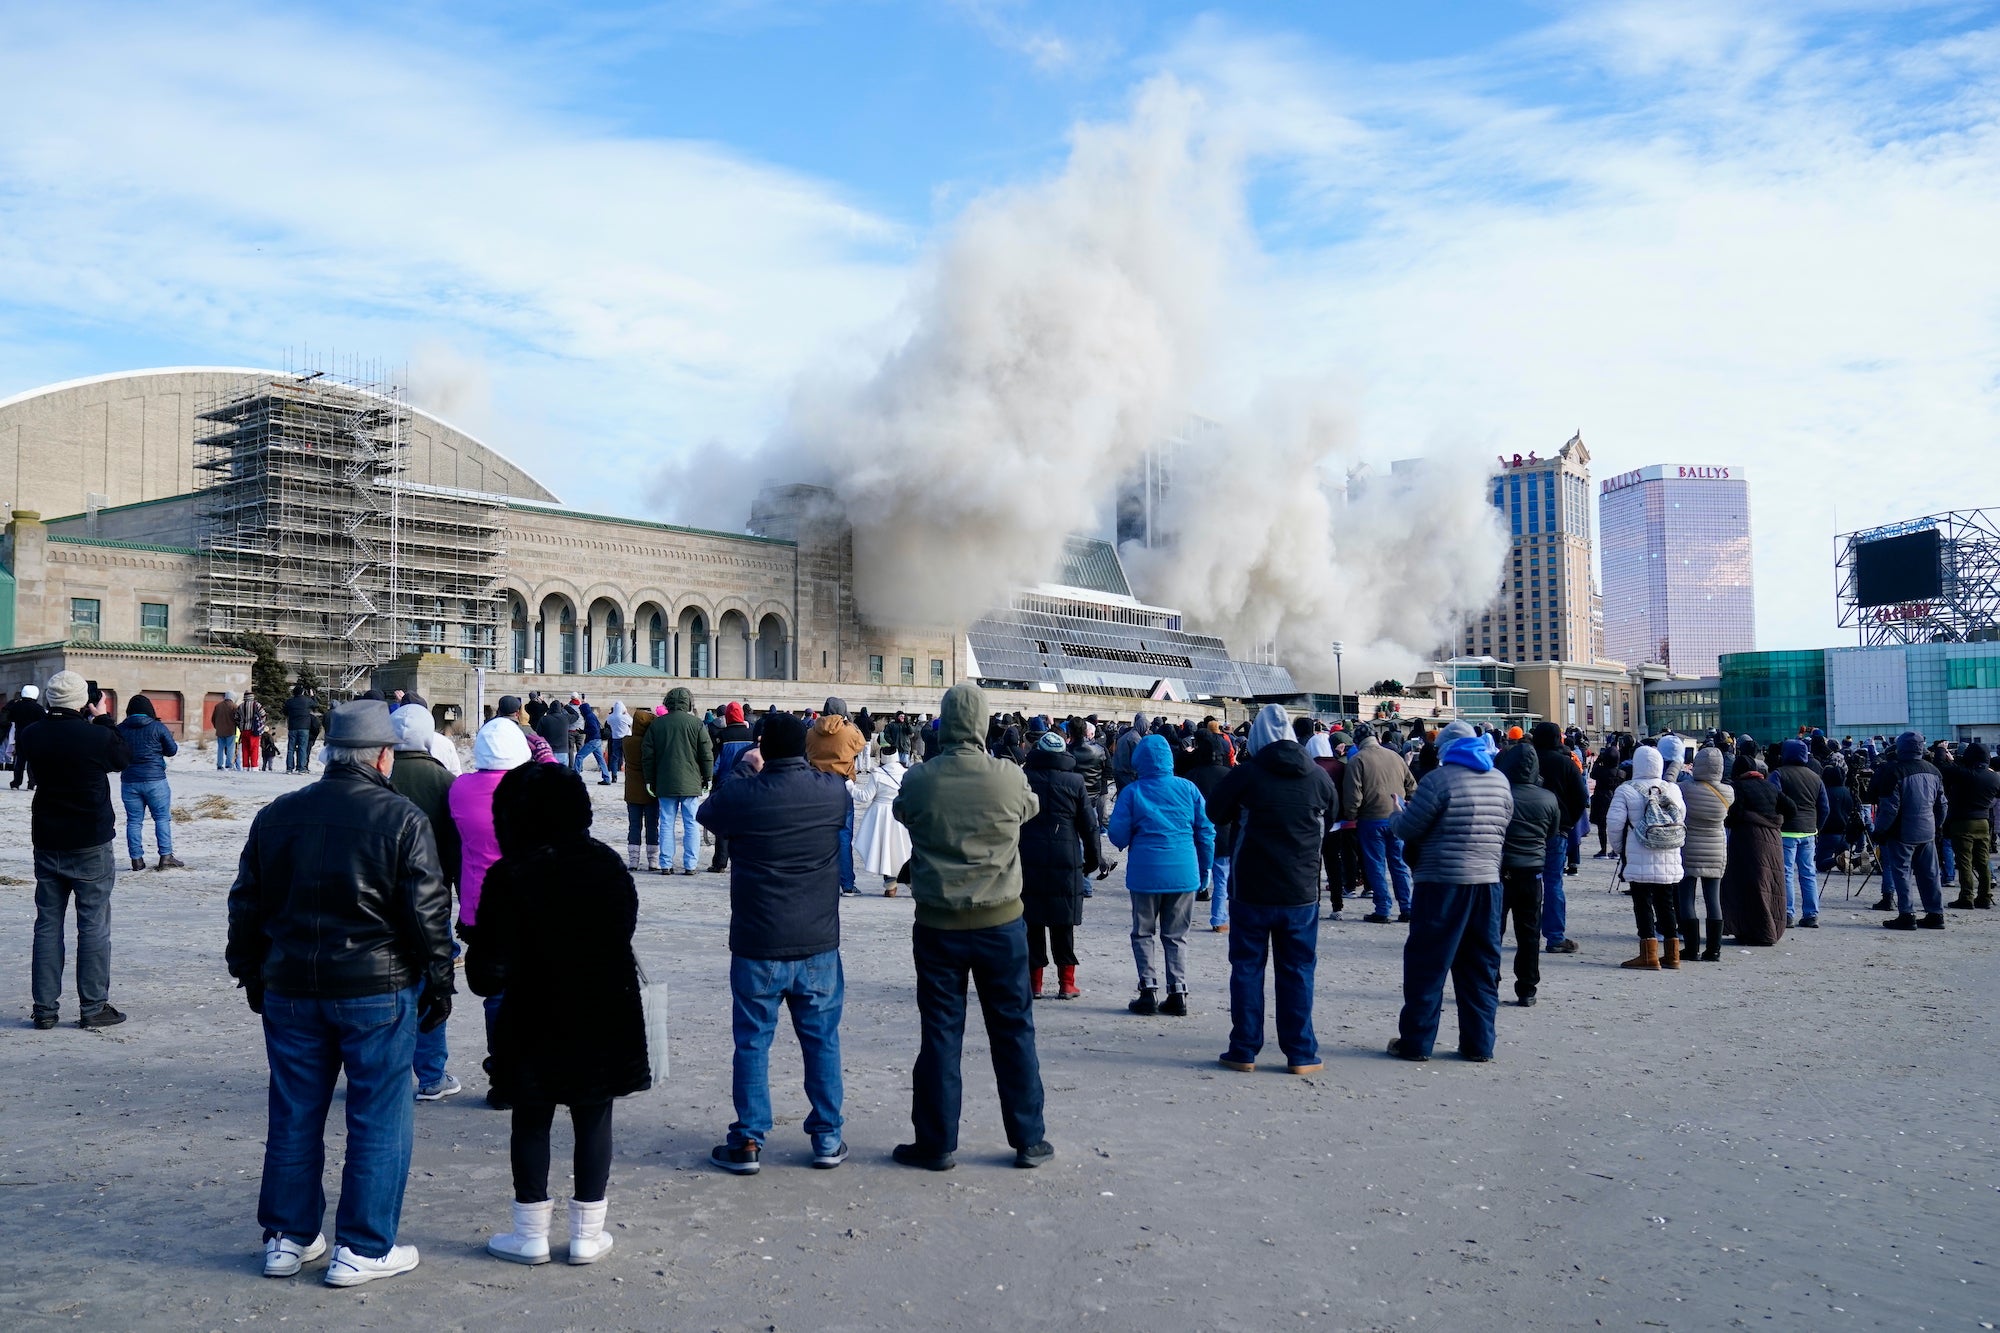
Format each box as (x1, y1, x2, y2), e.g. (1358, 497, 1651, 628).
(761, 712, 809, 760)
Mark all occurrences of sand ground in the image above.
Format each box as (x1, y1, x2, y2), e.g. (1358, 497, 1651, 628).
(1, 753, 1996, 1332)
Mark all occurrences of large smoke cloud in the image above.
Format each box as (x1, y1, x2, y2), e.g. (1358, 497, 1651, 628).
(704, 77, 1507, 683)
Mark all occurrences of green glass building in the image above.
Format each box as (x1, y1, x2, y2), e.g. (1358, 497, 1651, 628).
(1719, 650, 1827, 741)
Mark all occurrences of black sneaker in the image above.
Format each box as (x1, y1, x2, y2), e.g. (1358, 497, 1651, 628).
(1158, 992, 1188, 1017)
(1363, 912, 1392, 924)
(1459, 1049, 1494, 1063)
(1194, 889, 1211, 902)
(1386, 1037, 1428, 1062)
(1796, 915, 1819, 928)
(1919, 913, 1946, 930)
(711, 1142, 762, 1174)
(1872, 896, 1896, 911)
(1395, 912, 1412, 924)
(1127, 988, 1158, 1016)
(1014, 1141, 1054, 1169)
(32, 1014, 58, 1030)
(1516, 994, 1537, 1007)
(891, 1142, 956, 1172)
(1882, 913, 1917, 931)
(811, 1141, 848, 1170)
(78, 1004, 126, 1030)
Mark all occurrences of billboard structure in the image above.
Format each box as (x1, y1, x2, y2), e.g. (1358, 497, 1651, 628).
(1836, 509, 2000, 646)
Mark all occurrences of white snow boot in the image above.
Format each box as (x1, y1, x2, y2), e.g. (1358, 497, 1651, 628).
(625, 844, 641, 871)
(568, 1198, 613, 1264)
(487, 1199, 553, 1265)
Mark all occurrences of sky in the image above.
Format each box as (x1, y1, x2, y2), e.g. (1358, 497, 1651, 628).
(1, 0, 1996, 653)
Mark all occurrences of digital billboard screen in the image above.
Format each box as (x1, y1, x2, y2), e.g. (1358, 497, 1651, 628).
(1854, 528, 1943, 607)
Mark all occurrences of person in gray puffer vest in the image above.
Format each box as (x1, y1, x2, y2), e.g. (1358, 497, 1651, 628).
(1386, 720, 1513, 1062)
(1872, 729, 1948, 930)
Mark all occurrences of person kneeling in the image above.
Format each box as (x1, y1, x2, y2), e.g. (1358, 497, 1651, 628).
(466, 763, 652, 1266)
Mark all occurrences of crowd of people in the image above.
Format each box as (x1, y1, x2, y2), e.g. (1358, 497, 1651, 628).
(9, 667, 1995, 1288)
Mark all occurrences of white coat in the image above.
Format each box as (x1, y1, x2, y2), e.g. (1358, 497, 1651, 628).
(1606, 746, 1686, 885)
(850, 757, 913, 879)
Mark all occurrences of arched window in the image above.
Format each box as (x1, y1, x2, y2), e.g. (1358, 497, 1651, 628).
(649, 612, 667, 670)
(559, 602, 577, 675)
(511, 597, 530, 672)
(604, 606, 625, 665)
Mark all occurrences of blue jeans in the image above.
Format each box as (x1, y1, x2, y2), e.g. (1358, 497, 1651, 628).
(728, 951, 845, 1153)
(1883, 841, 1943, 916)
(607, 740, 624, 779)
(658, 795, 701, 870)
(1397, 881, 1503, 1060)
(31, 842, 116, 1022)
(1358, 819, 1412, 915)
(287, 730, 308, 772)
(837, 800, 856, 892)
(910, 920, 1045, 1154)
(259, 985, 419, 1258)
(413, 1020, 449, 1087)
(1782, 835, 1819, 919)
(1207, 853, 1233, 927)
(1541, 833, 1568, 945)
(1222, 900, 1319, 1066)
(216, 735, 239, 769)
(121, 779, 173, 858)
(572, 738, 609, 780)
(1940, 836, 1956, 884)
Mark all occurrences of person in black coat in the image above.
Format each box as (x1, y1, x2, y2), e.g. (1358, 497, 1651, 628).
(1182, 731, 1239, 928)
(1020, 732, 1099, 1000)
(466, 763, 646, 1266)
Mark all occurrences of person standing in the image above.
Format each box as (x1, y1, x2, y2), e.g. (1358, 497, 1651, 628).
(604, 701, 631, 781)
(1066, 718, 1116, 881)
(808, 698, 866, 897)
(1588, 748, 1621, 858)
(1111, 711, 1149, 793)
(239, 692, 265, 774)
(1494, 742, 1557, 1007)
(890, 682, 1050, 1172)
(620, 707, 658, 871)
(1677, 747, 1734, 962)
(451, 717, 532, 1101)
(469, 763, 648, 1265)
(1020, 731, 1098, 1000)
(117, 694, 182, 871)
(1531, 723, 1588, 954)
(1342, 723, 1416, 924)
(225, 700, 454, 1286)
(1941, 742, 1999, 910)
(6, 683, 47, 789)
(212, 691, 241, 771)
(572, 698, 611, 784)
(1771, 739, 1829, 928)
(390, 705, 462, 1104)
(1386, 720, 1513, 1063)
(1183, 730, 1238, 932)
(1873, 730, 1949, 931)
(708, 703, 757, 874)
(1606, 746, 1688, 969)
(1108, 731, 1213, 1016)
(641, 688, 713, 876)
(697, 712, 850, 1175)
(535, 696, 574, 767)
(853, 741, 914, 895)
(283, 686, 315, 774)
(24, 671, 130, 1029)
(1204, 705, 1336, 1075)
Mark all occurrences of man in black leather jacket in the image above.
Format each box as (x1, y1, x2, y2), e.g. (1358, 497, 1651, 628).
(226, 700, 454, 1288)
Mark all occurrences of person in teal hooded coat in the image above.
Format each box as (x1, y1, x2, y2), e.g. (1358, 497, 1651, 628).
(1108, 733, 1213, 1016)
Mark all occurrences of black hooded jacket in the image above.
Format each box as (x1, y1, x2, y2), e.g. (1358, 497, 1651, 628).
(1204, 739, 1338, 908)
(1530, 722, 1587, 828)
(1497, 744, 1562, 872)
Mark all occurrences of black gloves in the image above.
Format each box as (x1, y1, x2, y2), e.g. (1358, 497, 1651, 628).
(418, 983, 453, 1033)
(241, 977, 265, 1015)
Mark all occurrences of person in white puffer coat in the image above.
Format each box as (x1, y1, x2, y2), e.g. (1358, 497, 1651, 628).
(1606, 744, 1687, 970)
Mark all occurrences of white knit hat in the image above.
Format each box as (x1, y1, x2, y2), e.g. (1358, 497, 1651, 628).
(472, 717, 530, 771)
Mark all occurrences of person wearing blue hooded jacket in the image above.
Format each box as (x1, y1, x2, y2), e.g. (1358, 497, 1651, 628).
(117, 694, 183, 871)
(1108, 733, 1213, 1017)
(1872, 729, 1948, 929)
(1386, 720, 1513, 1062)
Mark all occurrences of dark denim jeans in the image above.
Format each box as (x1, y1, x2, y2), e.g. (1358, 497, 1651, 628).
(1222, 900, 1320, 1066)
(1397, 880, 1503, 1060)
(836, 801, 856, 892)
(1883, 840, 1943, 916)
(31, 841, 116, 1021)
(121, 779, 174, 858)
(286, 730, 309, 772)
(728, 950, 845, 1154)
(259, 985, 419, 1258)
(910, 919, 1045, 1154)
(1358, 819, 1413, 915)
(1540, 833, 1568, 945)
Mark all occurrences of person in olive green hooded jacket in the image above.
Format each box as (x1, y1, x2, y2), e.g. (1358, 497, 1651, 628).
(890, 682, 1052, 1172)
(642, 687, 713, 875)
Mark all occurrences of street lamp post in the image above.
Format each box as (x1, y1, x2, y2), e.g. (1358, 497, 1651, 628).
(1330, 640, 1345, 728)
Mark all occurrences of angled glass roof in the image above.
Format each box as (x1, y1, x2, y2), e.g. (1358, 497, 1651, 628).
(1056, 536, 1133, 599)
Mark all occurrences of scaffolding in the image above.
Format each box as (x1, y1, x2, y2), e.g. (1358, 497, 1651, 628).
(194, 366, 507, 693)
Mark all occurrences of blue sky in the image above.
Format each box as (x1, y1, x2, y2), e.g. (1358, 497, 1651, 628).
(1, 0, 1996, 651)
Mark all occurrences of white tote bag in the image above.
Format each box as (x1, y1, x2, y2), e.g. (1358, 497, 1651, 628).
(635, 959, 669, 1088)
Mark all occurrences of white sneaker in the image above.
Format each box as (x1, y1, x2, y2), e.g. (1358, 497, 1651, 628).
(262, 1232, 326, 1278)
(323, 1243, 420, 1287)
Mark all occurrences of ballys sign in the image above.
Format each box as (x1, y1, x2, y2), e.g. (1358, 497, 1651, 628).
(1601, 464, 1735, 493)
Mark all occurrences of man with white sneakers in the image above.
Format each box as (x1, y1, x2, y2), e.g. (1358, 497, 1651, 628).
(226, 700, 455, 1286)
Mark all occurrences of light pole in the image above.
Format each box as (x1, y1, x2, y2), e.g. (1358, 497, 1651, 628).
(1330, 640, 1345, 728)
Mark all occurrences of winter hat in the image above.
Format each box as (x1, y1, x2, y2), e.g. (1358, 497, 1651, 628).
(125, 694, 156, 718)
(496, 694, 523, 716)
(19, 684, 39, 700)
(391, 703, 436, 753)
(1037, 730, 1068, 753)
(761, 711, 809, 760)
(725, 701, 745, 725)
(44, 671, 88, 711)
(1353, 722, 1375, 741)
(324, 700, 398, 748)
(1658, 735, 1684, 764)
(1506, 726, 1524, 742)
(473, 716, 530, 771)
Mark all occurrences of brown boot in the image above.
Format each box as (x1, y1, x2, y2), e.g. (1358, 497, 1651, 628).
(1029, 967, 1045, 1000)
(1057, 965, 1080, 999)
(1661, 936, 1680, 969)
(1620, 938, 1661, 970)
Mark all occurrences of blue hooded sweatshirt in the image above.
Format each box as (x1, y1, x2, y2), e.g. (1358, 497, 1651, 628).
(1108, 733, 1214, 893)
(1437, 719, 1495, 774)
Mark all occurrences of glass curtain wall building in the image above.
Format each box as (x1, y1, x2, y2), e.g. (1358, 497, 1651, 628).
(1460, 433, 1595, 665)
(1719, 650, 1826, 740)
(1598, 465, 1754, 676)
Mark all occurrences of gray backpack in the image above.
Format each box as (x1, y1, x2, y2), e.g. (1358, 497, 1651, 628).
(1638, 782, 1686, 851)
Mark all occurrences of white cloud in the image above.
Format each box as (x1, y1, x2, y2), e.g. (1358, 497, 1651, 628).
(1157, 4, 2000, 652)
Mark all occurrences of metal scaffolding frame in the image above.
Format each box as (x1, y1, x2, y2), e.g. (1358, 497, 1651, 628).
(1836, 508, 2000, 646)
(194, 365, 507, 693)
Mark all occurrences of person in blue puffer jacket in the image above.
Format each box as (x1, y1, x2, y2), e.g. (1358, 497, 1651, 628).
(1108, 733, 1213, 1017)
(117, 695, 183, 870)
